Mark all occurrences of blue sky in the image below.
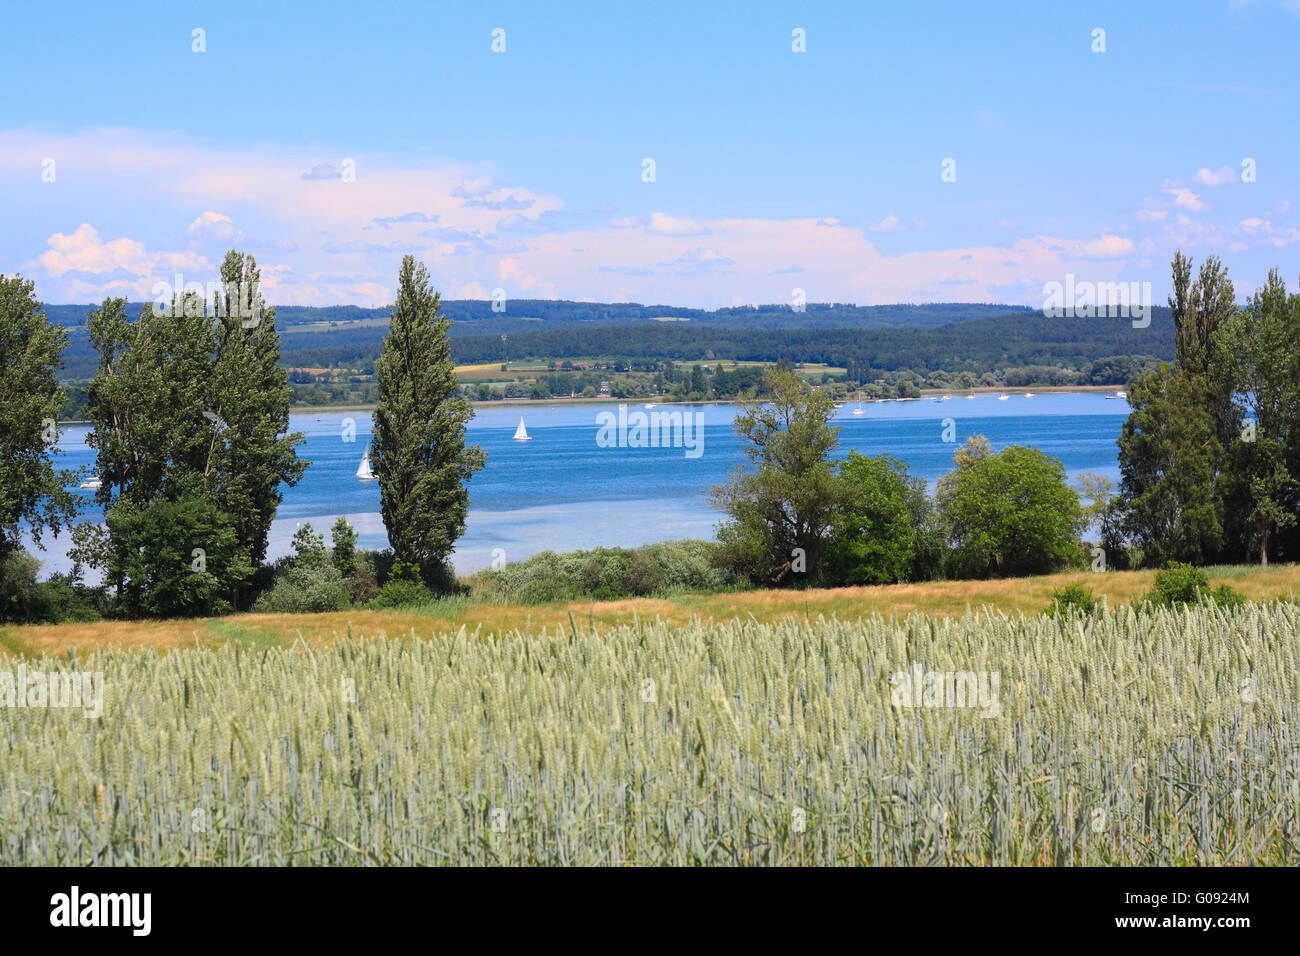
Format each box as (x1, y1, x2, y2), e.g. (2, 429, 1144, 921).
(2, 0, 1298, 307)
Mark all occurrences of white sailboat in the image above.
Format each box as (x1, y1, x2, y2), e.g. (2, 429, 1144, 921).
(513, 417, 531, 441)
(852, 389, 866, 415)
(356, 445, 375, 480)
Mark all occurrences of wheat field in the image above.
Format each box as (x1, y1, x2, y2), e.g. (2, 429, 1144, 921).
(3, 601, 1298, 865)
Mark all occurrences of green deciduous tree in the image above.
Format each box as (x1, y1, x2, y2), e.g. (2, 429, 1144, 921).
(1115, 252, 1262, 567)
(0, 274, 81, 568)
(372, 256, 485, 588)
(82, 253, 304, 615)
(829, 452, 936, 585)
(710, 368, 842, 585)
(1116, 364, 1225, 565)
(937, 437, 1083, 578)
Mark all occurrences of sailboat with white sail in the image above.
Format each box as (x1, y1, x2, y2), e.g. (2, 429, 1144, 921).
(356, 445, 375, 480)
(513, 417, 531, 441)
(852, 388, 866, 415)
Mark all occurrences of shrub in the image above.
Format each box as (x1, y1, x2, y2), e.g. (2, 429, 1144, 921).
(252, 561, 351, 614)
(368, 578, 435, 609)
(468, 540, 743, 604)
(1209, 583, 1246, 608)
(1145, 561, 1210, 607)
(0, 552, 105, 624)
(345, 557, 380, 605)
(1046, 583, 1099, 617)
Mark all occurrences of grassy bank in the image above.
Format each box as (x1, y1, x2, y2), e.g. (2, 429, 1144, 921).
(4, 563, 1297, 657)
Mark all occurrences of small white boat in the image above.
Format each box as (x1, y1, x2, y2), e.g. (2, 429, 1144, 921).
(852, 388, 866, 415)
(513, 417, 531, 441)
(356, 446, 375, 480)
(643, 403, 656, 409)
(80, 476, 102, 490)
(1115, 390, 1127, 399)
(997, 394, 1010, 401)
(1023, 392, 1035, 398)
(965, 393, 976, 399)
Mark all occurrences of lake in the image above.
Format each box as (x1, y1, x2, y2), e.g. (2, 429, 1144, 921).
(33, 391, 1129, 576)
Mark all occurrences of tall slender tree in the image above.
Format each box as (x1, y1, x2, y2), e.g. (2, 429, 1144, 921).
(1118, 252, 1237, 565)
(208, 251, 307, 597)
(372, 256, 485, 587)
(1221, 269, 1300, 564)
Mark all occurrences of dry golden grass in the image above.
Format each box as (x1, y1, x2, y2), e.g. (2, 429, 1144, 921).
(4, 564, 1296, 657)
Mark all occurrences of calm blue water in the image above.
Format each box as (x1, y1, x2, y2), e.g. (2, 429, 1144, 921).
(30, 392, 1128, 577)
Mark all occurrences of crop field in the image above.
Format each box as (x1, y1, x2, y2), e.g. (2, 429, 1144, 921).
(3, 601, 1298, 865)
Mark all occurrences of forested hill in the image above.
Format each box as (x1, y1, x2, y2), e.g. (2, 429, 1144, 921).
(46, 298, 1169, 382)
(42, 299, 1028, 337)
(444, 307, 1176, 372)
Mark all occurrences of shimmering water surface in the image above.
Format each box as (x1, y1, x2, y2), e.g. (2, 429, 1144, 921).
(35, 392, 1128, 575)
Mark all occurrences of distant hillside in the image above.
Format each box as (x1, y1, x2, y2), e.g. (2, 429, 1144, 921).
(47, 299, 1036, 381)
(43, 299, 1028, 335)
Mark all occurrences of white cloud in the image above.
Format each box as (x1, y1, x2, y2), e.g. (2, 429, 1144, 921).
(31, 223, 210, 299)
(1194, 165, 1238, 187)
(1162, 181, 1208, 212)
(1075, 234, 1135, 259)
(188, 210, 238, 241)
(869, 214, 903, 233)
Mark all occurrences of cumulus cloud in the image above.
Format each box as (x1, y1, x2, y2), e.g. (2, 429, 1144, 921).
(188, 210, 238, 241)
(1075, 234, 1135, 259)
(30, 223, 210, 299)
(1195, 165, 1238, 187)
(869, 214, 903, 233)
(1162, 180, 1208, 212)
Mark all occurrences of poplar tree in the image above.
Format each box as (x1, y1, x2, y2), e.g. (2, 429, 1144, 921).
(372, 256, 485, 588)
